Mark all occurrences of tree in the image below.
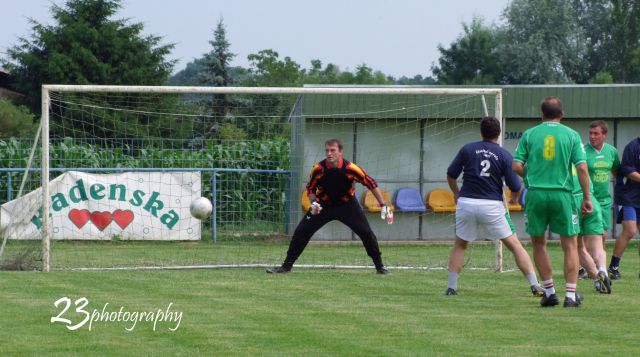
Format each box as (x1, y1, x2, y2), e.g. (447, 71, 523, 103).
(432, 17, 501, 84)
(4, 0, 173, 113)
(234, 49, 304, 138)
(352, 64, 393, 84)
(199, 17, 237, 136)
(303, 59, 325, 84)
(395, 75, 436, 85)
(169, 58, 249, 86)
(200, 17, 235, 87)
(609, 0, 640, 82)
(497, 0, 589, 84)
(571, 0, 614, 81)
(588, 71, 614, 84)
(320, 63, 340, 84)
(3, 0, 175, 113)
(246, 49, 303, 87)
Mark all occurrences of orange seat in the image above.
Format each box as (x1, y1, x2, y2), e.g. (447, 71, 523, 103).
(427, 189, 456, 212)
(362, 189, 394, 212)
(504, 189, 523, 212)
(301, 191, 311, 212)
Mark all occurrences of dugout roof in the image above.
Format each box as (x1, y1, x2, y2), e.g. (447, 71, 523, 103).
(302, 84, 640, 119)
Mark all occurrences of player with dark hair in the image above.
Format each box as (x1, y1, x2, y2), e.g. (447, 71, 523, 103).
(570, 163, 612, 294)
(608, 136, 640, 279)
(445, 117, 544, 297)
(267, 138, 392, 274)
(513, 97, 592, 308)
(585, 120, 619, 245)
(575, 120, 618, 290)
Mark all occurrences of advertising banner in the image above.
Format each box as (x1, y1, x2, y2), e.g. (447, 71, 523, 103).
(0, 171, 203, 240)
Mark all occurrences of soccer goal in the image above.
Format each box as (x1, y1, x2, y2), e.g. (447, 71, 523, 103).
(0, 85, 515, 272)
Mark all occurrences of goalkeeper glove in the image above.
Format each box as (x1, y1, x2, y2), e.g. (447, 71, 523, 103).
(310, 201, 323, 215)
(380, 204, 394, 225)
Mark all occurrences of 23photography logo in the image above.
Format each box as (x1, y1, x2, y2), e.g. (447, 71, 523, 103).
(50, 296, 182, 331)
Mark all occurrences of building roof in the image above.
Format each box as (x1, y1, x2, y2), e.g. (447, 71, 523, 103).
(301, 84, 640, 119)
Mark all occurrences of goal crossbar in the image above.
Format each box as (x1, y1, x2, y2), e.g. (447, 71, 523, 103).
(43, 85, 501, 96)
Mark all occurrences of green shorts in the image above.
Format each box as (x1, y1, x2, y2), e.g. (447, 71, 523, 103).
(524, 189, 579, 237)
(600, 203, 612, 231)
(573, 194, 604, 236)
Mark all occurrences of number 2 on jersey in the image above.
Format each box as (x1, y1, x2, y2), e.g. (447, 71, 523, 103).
(480, 159, 491, 177)
(543, 135, 556, 160)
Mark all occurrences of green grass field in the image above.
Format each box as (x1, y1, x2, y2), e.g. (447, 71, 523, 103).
(1, 239, 518, 271)
(1, 241, 640, 356)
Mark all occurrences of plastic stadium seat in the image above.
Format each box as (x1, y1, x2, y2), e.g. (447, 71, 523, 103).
(503, 188, 523, 212)
(362, 189, 394, 212)
(301, 191, 310, 212)
(393, 187, 426, 212)
(519, 188, 527, 207)
(302, 190, 362, 211)
(426, 189, 456, 212)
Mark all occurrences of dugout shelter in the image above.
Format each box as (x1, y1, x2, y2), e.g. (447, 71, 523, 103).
(289, 84, 640, 241)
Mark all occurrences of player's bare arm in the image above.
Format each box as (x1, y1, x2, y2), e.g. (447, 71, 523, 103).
(371, 187, 387, 207)
(626, 171, 640, 183)
(446, 175, 460, 203)
(509, 190, 520, 205)
(576, 162, 593, 215)
(512, 162, 524, 177)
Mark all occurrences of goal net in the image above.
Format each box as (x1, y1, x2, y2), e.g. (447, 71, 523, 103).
(0, 86, 517, 272)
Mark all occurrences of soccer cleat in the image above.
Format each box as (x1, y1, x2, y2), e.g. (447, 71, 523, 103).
(540, 293, 559, 307)
(597, 271, 612, 294)
(578, 267, 587, 280)
(445, 288, 457, 296)
(563, 296, 581, 308)
(608, 267, 621, 280)
(594, 279, 601, 292)
(266, 266, 291, 274)
(376, 267, 391, 275)
(531, 284, 545, 297)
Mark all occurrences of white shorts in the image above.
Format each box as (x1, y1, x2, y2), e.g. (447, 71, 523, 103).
(455, 197, 514, 242)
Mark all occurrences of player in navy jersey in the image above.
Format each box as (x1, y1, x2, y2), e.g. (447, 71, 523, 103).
(267, 138, 392, 274)
(609, 136, 640, 279)
(445, 117, 543, 297)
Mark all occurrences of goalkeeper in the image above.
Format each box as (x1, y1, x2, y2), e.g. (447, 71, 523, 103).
(267, 138, 391, 274)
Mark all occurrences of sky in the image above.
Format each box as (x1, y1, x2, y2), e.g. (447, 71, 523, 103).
(0, 0, 509, 78)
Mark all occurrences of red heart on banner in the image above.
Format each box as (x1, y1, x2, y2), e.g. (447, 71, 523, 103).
(69, 209, 90, 229)
(113, 209, 134, 230)
(90, 211, 113, 231)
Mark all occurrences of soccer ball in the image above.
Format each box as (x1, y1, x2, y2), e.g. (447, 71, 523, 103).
(190, 197, 213, 220)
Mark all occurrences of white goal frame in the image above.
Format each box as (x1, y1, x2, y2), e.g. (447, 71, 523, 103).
(39, 85, 503, 272)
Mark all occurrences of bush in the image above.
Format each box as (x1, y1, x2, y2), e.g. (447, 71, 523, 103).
(0, 97, 37, 138)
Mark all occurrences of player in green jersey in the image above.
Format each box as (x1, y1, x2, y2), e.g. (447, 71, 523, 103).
(585, 120, 620, 247)
(571, 165, 612, 293)
(513, 97, 593, 308)
(580, 121, 619, 281)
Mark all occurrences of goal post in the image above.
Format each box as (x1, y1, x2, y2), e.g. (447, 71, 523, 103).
(0, 85, 513, 272)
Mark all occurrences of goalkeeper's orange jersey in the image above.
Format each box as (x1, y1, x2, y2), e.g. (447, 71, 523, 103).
(306, 158, 378, 206)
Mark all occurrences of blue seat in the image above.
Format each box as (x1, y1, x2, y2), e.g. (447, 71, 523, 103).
(519, 188, 527, 208)
(393, 187, 426, 212)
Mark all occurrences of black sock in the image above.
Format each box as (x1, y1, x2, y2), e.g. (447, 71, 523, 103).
(609, 256, 621, 269)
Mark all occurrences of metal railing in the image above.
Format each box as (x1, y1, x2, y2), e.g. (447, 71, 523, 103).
(0, 167, 291, 242)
